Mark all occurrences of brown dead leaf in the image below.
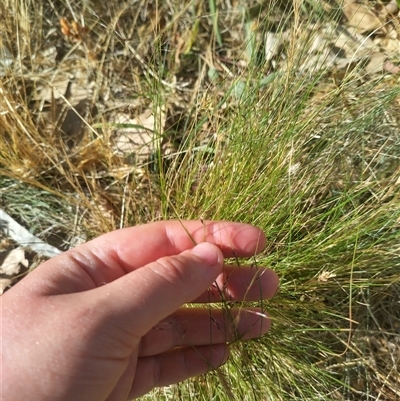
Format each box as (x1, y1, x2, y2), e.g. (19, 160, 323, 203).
(365, 53, 400, 75)
(385, 0, 399, 15)
(37, 77, 70, 102)
(365, 52, 386, 74)
(380, 38, 400, 54)
(60, 18, 89, 43)
(0, 278, 12, 294)
(38, 70, 94, 103)
(335, 56, 359, 70)
(0, 247, 28, 276)
(332, 26, 375, 60)
(343, 3, 384, 34)
(113, 108, 165, 161)
(318, 270, 337, 283)
(300, 50, 335, 73)
(265, 32, 283, 63)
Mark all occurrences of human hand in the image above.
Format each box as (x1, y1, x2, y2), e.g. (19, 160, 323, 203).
(1, 220, 279, 401)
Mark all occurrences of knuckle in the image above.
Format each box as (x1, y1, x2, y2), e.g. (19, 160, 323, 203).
(153, 254, 194, 289)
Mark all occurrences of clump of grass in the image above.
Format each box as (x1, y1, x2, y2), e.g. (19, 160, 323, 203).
(157, 3, 400, 399)
(160, 76, 399, 398)
(1, 0, 399, 400)
(0, 176, 76, 249)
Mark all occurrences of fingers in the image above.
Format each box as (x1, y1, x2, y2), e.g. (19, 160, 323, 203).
(95, 243, 225, 338)
(139, 307, 271, 357)
(111, 220, 266, 268)
(192, 266, 279, 303)
(30, 220, 266, 294)
(130, 344, 229, 399)
(87, 220, 265, 285)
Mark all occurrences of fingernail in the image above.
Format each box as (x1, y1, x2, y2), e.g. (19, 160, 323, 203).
(190, 243, 221, 267)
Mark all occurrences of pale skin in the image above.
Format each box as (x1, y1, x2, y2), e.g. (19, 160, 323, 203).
(1, 220, 279, 401)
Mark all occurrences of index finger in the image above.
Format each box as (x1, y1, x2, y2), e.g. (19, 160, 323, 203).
(28, 220, 266, 293)
(108, 220, 266, 273)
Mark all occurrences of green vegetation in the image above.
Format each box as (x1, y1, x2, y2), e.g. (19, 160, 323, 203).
(1, 0, 399, 399)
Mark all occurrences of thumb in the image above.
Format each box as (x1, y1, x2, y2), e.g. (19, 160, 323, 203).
(95, 242, 224, 336)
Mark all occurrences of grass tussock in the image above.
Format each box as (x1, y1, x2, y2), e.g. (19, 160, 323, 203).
(1, 0, 399, 400)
